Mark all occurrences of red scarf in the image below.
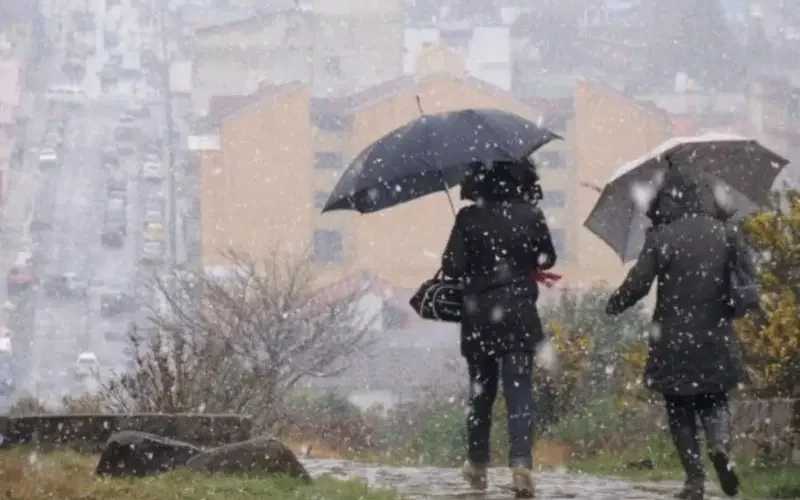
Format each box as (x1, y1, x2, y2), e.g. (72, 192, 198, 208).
(533, 270, 562, 288)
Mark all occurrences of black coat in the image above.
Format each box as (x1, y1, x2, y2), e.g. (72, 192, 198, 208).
(442, 199, 557, 359)
(607, 169, 752, 395)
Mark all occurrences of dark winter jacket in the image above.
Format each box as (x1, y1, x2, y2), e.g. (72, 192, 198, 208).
(442, 182, 557, 359)
(607, 168, 752, 395)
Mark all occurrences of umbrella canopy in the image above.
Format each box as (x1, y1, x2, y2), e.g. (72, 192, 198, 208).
(321, 108, 561, 214)
(584, 133, 787, 262)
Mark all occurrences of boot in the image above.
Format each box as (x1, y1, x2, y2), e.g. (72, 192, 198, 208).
(709, 449, 739, 497)
(675, 478, 704, 500)
(704, 405, 740, 497)
(669, 424, 707, 493)
(510, 467, 535, 498)
(461, 461, 488, 491)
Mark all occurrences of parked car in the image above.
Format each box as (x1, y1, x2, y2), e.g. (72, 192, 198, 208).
(143, 207, 163, 224)
(107, 173, 126, 191)
(115, 141, 135, 157)
(143, 222, 165, 242)
(144, 139, 161, 156)
(38, 148, 59, 168)
(103, 150, 120, 169)
(6, 252, 36, 295)
(74, 352, 99, 378)
(114, 126, 137, 156)
(126, 102, 150, 118)
(104, 208, 127, 237)
(140, 240, 164, 263)
(44, 130, 63, 149)
(107, 197, 125, 213)
(118, 111, 137, 125)
(43, 273, 89, 299)
(141, 161, 162, 181)
(47, 118, 66, 134)
(104, 330, 125, 341)
(108, 188, 127, 202)
(144, 195, 164, 213)
(100, 290, 136, 317)
(100, 223, 125, 247)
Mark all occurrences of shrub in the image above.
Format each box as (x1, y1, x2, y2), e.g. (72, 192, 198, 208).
(282, 390, 375, 453)
(736, 190, 800, 399)
(6, 397, 49, 416)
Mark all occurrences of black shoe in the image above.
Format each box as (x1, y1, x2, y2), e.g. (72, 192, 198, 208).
(710, 450, 740, 497)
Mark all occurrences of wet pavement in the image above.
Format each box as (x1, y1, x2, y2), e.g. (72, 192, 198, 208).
(300, 458, 718, 499)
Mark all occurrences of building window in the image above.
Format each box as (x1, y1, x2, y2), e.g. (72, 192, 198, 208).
(313, 229, 343, 263)
(550, 228, 566, 257)
(536, 151, 565, 169)
(314, 191, 330, 209)
(314, 113, 344, 131)
(541, 190, 566, 208)
(315, 151, 342, 170)
(324, 56, 341, 76)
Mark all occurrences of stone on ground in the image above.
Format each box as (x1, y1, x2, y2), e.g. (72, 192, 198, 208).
(184, 436, 311, 482)
(95, 430, 202, 477)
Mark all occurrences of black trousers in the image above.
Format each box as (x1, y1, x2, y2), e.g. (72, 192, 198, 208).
(466, 351, 534, 468)
(664, 392, 732, 482)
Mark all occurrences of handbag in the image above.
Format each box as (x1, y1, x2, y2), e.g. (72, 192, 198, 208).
(409, 269, 463, 323)
(725, 230, 760, 318)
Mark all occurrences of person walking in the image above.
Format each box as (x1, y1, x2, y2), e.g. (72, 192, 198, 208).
(441, 161, 557, 498)
(605, 167, 751, 500)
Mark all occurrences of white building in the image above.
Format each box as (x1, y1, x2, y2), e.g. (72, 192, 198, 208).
(404, 24, 512, 91)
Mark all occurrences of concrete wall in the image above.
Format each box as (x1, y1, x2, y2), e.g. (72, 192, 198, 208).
(0, 413, 252, 452)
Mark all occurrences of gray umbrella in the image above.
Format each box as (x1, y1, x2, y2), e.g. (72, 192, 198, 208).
(584, 133, 787, 262)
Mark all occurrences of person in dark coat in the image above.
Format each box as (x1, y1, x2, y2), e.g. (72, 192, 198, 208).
(442, 161, 557, 498)
(606, 167, 753, 500)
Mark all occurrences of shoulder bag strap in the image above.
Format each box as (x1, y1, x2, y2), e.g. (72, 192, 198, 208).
(724, 225, 739, 270)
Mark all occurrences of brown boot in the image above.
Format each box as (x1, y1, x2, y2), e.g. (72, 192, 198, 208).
(511, 467, 535, 498)
(461, 461, 488, 491)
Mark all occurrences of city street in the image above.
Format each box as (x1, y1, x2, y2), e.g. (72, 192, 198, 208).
(13, 102, 164, 406)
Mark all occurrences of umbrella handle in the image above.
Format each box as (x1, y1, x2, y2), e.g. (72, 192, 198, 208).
(580, 181, 602, 193)
(439, 171, 458, 217)
(416, 95, 456, 218)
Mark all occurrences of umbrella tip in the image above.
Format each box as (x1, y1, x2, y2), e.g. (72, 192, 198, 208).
(415, 95, 424, 116)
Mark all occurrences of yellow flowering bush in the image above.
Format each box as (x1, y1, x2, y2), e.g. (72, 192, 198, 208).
(736, 190, 800, 398)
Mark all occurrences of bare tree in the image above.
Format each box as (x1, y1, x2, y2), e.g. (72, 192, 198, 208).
(101, 250, 376, 430)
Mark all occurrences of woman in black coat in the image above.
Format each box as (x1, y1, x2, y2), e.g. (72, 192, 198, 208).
(606, 167, 753, 500)
(441, 161, 557, 498)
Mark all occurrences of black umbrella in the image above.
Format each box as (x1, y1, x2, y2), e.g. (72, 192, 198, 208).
(321, 107, 561, 214)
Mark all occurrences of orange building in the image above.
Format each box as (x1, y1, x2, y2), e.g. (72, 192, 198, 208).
(189, 45, 673, 292)
(572, 80, 673, 286)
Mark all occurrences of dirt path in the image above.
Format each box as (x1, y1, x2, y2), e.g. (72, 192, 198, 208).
(300, 458, 717, 499)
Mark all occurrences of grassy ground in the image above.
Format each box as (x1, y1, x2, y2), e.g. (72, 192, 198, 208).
(565, 437, 800, 500)
(0, 448, 401, 500)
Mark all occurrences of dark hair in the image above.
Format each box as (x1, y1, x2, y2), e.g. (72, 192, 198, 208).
(460, 159, 541, 204)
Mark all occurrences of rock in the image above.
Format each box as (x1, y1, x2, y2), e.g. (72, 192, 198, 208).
(95, 430, 202, 477)
(625, 458, 655, 470)
(184, 436, 311, 482)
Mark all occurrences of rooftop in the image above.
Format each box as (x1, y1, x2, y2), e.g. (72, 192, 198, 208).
(192, 82, 304, 132)
(189, 2, 303, 35)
